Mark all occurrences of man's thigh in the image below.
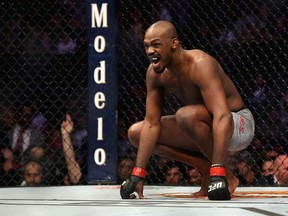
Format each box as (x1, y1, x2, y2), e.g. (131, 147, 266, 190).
(158, 115, 200, 152)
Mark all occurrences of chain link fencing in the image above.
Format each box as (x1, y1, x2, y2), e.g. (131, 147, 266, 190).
(1, 1, 87, 186)
(117, 0, 288, 187)
(0, 0, 287, 187)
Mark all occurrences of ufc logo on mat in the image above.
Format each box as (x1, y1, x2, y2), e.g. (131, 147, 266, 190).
(208, 182, 223, 192)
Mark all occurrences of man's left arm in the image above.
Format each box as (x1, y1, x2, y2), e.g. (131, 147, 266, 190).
(194, 57, 233, 200)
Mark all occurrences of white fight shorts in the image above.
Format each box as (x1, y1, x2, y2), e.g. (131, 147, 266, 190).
(229, 108, 255, 151)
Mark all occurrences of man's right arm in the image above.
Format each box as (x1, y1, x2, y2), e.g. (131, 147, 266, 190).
(120, 67, 164, 199)
(135, 68, 163, 168)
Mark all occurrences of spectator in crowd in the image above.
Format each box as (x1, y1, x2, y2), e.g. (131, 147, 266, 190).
(44, 117, 63, 154)
(247, 136, 266, 155)
(20, 160, 43, 187)
(146, 156, 169, 184)
(117, 156, 135, 184)
(186, 166, 202, 186)
(0, 147, 22, 186)
(258, 159, 275, 185)
(273, 154, 288, 186)
(8, 104, 45, 169)
(71, 114, 87, 148)
(261, 160, 274, 176)
(60, 114, 82, 185)
(235, 157, 277, 186)
(23, 144, 66, 186)
(69, 113, 87, 169)
(226, 150, 240, 170)
(20, 114, 83, 186)
(235, 160, 256, 186)
(0, 105, 16, 148)
(163, 161, 186, 186)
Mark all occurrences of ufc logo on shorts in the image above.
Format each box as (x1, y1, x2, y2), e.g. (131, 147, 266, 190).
(208, 182, 223, 192)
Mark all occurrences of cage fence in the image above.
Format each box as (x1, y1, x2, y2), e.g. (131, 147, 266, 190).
(1, 0, 287, 187)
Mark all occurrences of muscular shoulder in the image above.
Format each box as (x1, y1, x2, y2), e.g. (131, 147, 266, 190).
(188, 49, 217, 66)
(188, 50, 220, 75)
(185, 50, 224, 89)
(146, 64, 161, 86)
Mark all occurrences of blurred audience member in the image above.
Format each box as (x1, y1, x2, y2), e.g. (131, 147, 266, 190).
(258, 159, 275, 185)
(44, 117, 63, 153)
(163, 161, 186, 186)
(9, 104, 45, 169)
(261, 160, 274, 177)
(117, 156, 135, 184)
(23, 145, 63, 186)
(20, 161, 43, 187)
(61, 114, 82, 185)
(0, 147, 21, 186)
(226, 150, 240, 170)
(273, 154, 288, 186)
(0, 105, 16, 148)
(236, 161, 256, 186)
(70, 114, 87, 169)
(20, 114, 84, 186)
(146, 156, 169, 184)
(186, 166, 202, 186)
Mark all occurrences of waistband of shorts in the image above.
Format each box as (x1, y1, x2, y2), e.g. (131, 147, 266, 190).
(234, 105, 247, 112)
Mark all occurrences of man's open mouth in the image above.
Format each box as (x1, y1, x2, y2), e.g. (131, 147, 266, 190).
(150, 56, 160, 65)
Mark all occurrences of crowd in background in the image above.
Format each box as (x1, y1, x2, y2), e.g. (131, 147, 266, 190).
(1, 0, 288, 186)
(116, 0, 288, 187)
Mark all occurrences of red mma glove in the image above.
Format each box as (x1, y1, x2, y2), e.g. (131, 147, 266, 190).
(207, 164, 231, 200)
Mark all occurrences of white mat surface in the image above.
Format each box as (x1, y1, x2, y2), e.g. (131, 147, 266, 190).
(0, 185, 287, 216)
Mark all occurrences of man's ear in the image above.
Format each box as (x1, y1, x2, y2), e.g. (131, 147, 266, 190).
(171, 38, 179, 49)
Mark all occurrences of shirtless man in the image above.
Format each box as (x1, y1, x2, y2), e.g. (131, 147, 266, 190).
(120, 21, 255, 200)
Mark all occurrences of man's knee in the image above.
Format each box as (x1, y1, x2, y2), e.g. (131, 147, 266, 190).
(176, 105, 211, 131)
(127, 122, 142, 148)
(176, 106, 198, 128)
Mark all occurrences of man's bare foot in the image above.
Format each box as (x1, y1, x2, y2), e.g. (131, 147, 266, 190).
(228, 175, 239, 194)
(226, 167, 239, 194)
(189, 174, 209, 198)
(189, 169, 239, 198)
(189, 188, 207, 198)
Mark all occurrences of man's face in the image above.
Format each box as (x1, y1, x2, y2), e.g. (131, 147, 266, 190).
(24, 163, 42, 186)
(117, 159, 134, 180)
(144, 32, 172, 74)
(187, 168, 202, 184)
(273, 157, 288, 186)
(165, 166, 182, 185)
(261, 161, 274, 176)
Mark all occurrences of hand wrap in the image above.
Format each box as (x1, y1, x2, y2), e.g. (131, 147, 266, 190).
(120, 167, 146, 199)
(207, 164, 231, 200)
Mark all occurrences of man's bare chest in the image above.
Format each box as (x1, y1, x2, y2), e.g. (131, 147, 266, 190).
(159, 74, 203, 104)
